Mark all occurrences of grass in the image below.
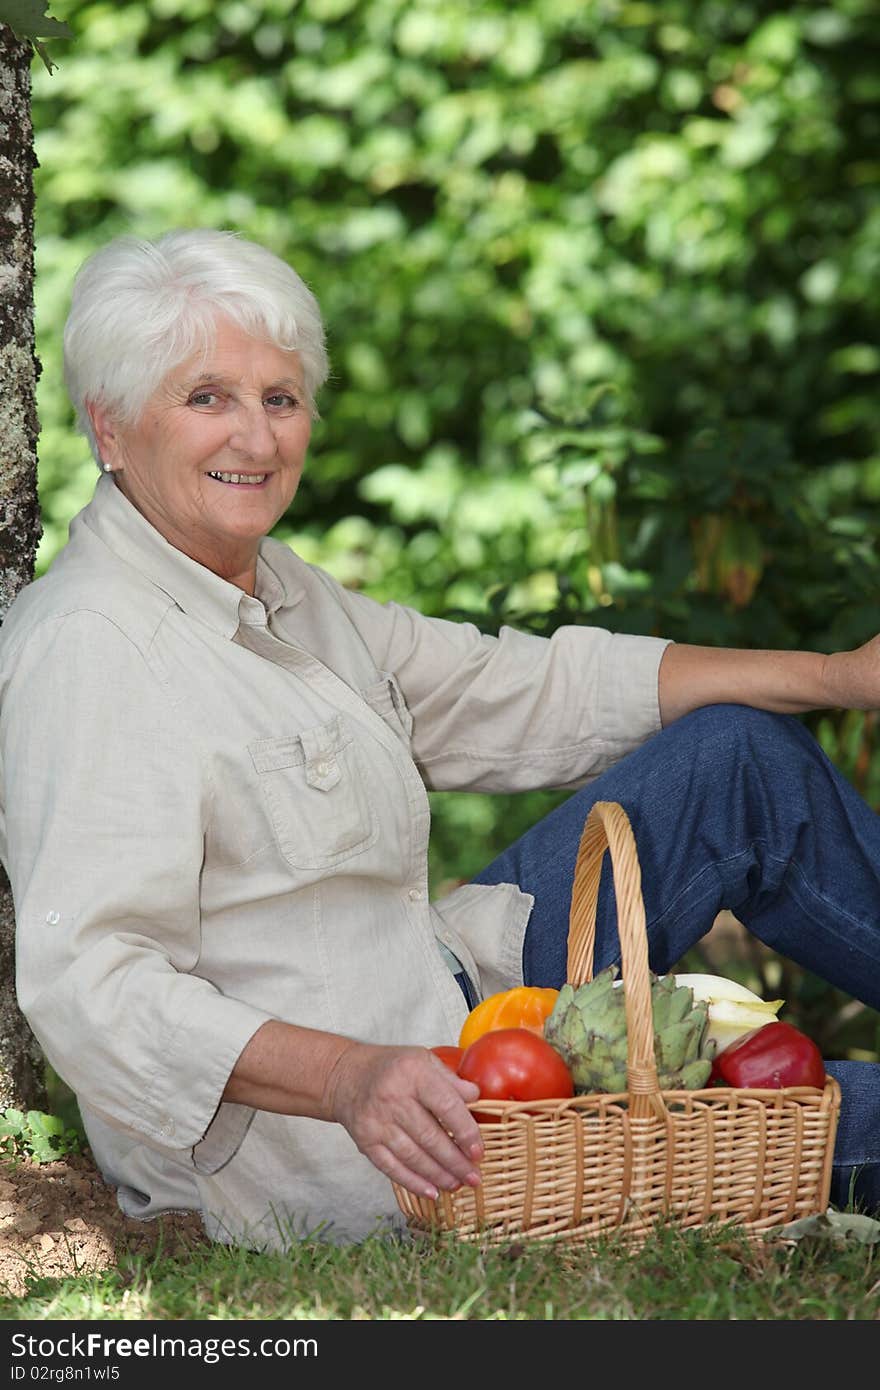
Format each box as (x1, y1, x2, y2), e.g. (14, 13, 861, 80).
(2, 1220, 878, 1321)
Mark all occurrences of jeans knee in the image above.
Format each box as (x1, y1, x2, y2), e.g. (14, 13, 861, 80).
(650, 705, 834, 818)
(672, 704, 815, 769)
(675, 702, 788, 738)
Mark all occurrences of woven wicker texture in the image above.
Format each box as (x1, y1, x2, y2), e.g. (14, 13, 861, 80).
(393, 800, 841, 1245)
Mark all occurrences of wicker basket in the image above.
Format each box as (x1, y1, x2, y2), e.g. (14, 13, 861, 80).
(393, 800, 841, 1246)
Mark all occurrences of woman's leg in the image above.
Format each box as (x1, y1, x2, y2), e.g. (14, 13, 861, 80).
(825, 1062, 880, 1214)
(472, 703, 880, 1214)
(474, 704, 880, 1009)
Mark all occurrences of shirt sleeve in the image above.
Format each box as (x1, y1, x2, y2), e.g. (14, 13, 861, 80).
(0, 610, 272, 1160)
(317, 575, 672, 792)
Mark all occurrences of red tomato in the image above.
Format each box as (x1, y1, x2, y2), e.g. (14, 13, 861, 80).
(712, 1020, 826, 1090)
(458, 1028, 574, 1121)
(431, 1045, 464, 1072)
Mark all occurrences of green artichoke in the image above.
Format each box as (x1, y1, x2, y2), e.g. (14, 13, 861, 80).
(543, 966, 716, 1093)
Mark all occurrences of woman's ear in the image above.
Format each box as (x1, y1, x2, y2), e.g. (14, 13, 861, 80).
(87, 402, 123, 471)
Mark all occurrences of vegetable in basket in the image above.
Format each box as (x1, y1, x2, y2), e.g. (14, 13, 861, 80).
(430, 1045, 464, 1072)
(456, 1028, 574, 1121)
(543, 965, 716, 1093)
(458, 986, 559, 1050)
(673, 973, 783, 1053)
(710, 1019, 826, 1090)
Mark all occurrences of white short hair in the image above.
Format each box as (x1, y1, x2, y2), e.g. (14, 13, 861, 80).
(63, 229, 330, 462)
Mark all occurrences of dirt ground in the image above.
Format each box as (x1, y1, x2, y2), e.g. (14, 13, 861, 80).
(0, 1148, 209, 1299)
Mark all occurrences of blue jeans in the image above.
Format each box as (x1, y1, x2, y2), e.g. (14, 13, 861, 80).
(472, 704, 880, 1215)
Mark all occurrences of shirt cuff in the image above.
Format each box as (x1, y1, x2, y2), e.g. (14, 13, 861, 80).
(592, 633, 671, 761)
(142, 994, 272, 1155)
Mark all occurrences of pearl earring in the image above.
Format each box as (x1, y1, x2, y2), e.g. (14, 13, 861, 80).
(102, 462, 113, 473)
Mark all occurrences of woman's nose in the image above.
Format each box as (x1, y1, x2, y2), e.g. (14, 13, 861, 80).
(229, 403, 277, 462)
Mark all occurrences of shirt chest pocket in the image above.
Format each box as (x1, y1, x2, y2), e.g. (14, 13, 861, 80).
(248, 717, 378, 870)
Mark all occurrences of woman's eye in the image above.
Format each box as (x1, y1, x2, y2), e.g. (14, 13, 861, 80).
(264, 393, 298, 412)
(189, 390, 220, 408)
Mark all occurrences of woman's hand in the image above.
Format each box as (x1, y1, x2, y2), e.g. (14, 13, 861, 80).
(324, 1042, 484, 1200)
(224, 1020, 484, 1201)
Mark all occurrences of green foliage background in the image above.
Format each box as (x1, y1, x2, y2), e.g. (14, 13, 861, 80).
(28, 0, 880, 1056)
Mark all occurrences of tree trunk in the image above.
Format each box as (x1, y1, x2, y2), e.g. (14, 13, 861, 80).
(0, 24, 45, 1112)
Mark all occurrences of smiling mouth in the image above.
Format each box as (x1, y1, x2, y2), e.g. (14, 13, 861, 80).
(206, 471, 268, 485)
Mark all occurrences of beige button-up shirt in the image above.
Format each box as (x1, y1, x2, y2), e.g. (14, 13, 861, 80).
(0, 475, 669, 1246)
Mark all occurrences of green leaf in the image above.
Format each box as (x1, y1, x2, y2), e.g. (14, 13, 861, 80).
(0, 2, 72, 73)
(0, 1108, 25, 1139)
(25, 1109, 65, 1139)
(772, 1210, 880, 1246)
(0, 2, 71, 40)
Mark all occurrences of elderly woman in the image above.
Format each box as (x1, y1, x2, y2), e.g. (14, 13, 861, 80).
(0, 229, 878, 1250)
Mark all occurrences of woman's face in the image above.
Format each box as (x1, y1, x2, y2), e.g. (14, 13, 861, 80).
(89, 317, 313, 590)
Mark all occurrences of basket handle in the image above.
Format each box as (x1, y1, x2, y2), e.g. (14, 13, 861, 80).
(566, 801, 664, 1116)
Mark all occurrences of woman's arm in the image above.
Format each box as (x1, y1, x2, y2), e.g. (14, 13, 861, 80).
(658, 636, 880, 726)
(3, 611, 270, 1158)
(224, 1019, 483, 1200)
(318, 572, 670, 792)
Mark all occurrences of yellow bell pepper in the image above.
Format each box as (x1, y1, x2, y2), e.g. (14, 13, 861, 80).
(458, 986, 560, 1051)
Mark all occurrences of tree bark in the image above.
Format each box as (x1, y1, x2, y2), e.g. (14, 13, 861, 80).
(0, 23, 45, 1112)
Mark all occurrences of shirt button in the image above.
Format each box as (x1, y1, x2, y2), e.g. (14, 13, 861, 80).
(45, 910, 60, 925)
(159, 1118, 175, 1138)
(408, 888, 423, 902)
(314, 761, 330, 778)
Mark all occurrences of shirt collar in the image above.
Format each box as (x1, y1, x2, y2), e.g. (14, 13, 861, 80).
(254, 549, 289, 618)
(76, 473, 303, 638)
